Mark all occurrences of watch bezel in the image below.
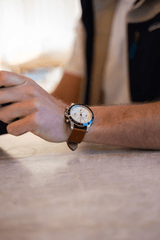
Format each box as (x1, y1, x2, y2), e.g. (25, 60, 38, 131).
(67, 104, 94, 127)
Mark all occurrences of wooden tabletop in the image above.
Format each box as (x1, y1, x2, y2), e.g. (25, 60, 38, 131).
(0, 132, 160, 240)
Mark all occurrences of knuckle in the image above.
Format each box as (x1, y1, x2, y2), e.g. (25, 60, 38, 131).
(29, 113, 38, 129)
(26, 85, 38, 98)
(29, 116, 39, 135)
(32, 113, 39, 126)
(30, 98, 40, 112)
(18, 79, 40, 100)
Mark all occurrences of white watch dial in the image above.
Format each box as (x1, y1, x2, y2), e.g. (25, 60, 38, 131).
(70, 105, 92, 124)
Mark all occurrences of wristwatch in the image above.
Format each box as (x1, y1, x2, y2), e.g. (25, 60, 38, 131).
(65, 103, 94, 151)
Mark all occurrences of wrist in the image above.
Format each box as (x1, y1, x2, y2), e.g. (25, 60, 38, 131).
(64, 103, 94, 150)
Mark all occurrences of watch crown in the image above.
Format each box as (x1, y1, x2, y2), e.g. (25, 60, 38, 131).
(66, 119, 70, 123)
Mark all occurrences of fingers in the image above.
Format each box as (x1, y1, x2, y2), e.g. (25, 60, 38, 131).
(0, 82, 36, 104)
(0, 71, 53, 105)
(0, 100, 38, 123)
(0, 71, 27, 87)
(0, 70, 68, 141)
(7, 115, 36, 136)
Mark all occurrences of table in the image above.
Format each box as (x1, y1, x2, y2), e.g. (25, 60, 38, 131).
(0, 132, 160, 240)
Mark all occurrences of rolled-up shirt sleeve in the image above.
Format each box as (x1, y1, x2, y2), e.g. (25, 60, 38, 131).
(64, 19, 86, 77)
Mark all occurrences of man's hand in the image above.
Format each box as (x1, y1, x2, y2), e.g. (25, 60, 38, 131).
(0, 71, 70, 142)
(1, 71, 160, 150)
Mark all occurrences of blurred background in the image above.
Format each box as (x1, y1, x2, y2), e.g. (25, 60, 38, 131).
(0, 0, 81, 92)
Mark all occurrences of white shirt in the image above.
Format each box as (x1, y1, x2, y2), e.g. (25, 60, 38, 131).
(103, 0, 135, 105)
(65, 0, 136, 105)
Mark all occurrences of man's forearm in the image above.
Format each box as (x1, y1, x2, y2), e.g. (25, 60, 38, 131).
(84, 102, 160, 150)
(52, 72, 82, 105)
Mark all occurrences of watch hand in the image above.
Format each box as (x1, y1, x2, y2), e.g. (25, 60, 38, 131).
(81, 117, 85, 123)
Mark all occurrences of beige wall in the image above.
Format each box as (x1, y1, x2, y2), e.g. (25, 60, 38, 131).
(0, 0, 81, 66)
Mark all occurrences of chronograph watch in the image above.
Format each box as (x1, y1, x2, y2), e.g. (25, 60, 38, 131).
(65, 103, 94, 151)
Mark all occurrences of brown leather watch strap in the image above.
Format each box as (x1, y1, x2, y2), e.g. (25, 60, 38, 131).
(67, 127, 86, 151)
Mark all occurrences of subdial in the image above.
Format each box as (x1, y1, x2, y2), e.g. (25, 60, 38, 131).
(73, 112, 78, 117)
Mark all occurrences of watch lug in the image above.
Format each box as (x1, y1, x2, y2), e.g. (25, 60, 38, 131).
(65, 112, 69, 119)
(70, 121, 74, 130)
(86, 125, 90, 132)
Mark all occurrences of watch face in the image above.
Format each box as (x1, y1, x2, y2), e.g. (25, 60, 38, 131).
(69, 104, 93, 126)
